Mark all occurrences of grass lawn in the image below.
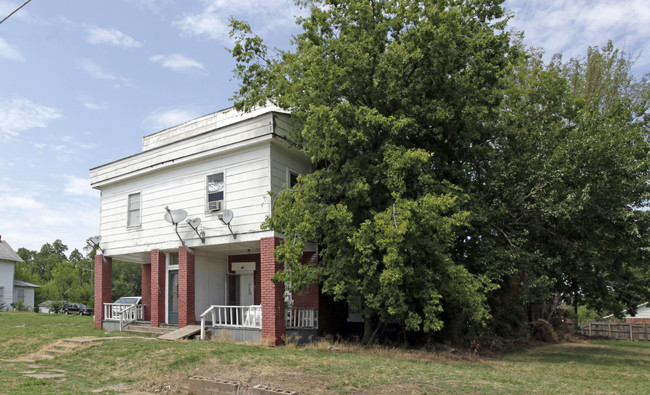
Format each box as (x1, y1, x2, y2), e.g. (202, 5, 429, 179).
(0, 312, 648, 394)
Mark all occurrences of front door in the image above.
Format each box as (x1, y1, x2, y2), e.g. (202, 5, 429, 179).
(239, 273, 254, 306)
(168, 269, 179, 324)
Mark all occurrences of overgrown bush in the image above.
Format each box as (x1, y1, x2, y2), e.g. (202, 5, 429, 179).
(529, 319, 559, 343)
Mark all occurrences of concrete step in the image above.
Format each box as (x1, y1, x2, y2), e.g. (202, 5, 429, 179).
(123, 326, 175, 336)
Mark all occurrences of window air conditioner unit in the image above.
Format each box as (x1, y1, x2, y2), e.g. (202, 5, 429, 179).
(208, 201, 222, 212)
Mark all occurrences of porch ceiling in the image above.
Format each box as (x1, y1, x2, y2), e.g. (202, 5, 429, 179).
(106, 240, 263, 265)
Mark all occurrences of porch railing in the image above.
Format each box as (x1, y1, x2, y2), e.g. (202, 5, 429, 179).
(286, 307, 318, 329)
(103, 303, 145, 331)
(200, 305, 262, 340)
(199, 305, 319, 340)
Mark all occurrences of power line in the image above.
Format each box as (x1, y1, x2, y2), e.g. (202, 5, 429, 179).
(0, 0, 33, 25)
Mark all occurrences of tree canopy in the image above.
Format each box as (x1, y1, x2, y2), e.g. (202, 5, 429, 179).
(230, 0, 650, 341)
(15, 241, 141, 310)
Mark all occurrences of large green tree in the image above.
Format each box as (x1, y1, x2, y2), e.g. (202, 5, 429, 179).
(472, 42, 650, 333)
(230, 0, 515, 340)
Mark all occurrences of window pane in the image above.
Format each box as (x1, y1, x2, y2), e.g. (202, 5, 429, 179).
(208, 192, 223, 202)
(127, 193, 141, 226)
(289, 171, 298, 187)
(128, 193, 140, 210)
(128, 210, 139, 226)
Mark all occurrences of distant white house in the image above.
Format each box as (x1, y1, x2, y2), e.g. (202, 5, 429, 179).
(0, 235, 39, 311)
(624, 302, 650, 324)
(604, 302, 650, 324)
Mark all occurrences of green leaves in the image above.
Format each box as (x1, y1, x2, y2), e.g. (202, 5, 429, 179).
(228, 0, 646, 340)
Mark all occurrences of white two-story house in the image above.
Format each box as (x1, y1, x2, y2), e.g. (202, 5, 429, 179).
(89, 106, 330, 345)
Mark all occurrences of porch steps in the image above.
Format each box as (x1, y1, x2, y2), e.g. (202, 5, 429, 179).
(157, 325, 202, 341)
(122, 324, 176, 336)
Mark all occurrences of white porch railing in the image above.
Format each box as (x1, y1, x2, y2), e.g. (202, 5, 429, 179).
(103, 303, 145, 331)
(199, 305, 319, 340)
(286, 307, 318, 329)
(200, 305, 262, 340)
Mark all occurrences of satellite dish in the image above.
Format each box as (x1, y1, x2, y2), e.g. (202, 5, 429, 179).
(88, 235, 101, 245)
(164, 207, 187, 224)
(220, 209, 234, 225)
(187, 217, 206, 243)
(187, 218, 201, 229)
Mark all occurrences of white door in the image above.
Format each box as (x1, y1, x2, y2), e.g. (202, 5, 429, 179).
(239, 273, 254, 306)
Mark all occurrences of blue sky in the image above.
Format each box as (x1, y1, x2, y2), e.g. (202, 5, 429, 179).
(0, 0, 648, 254)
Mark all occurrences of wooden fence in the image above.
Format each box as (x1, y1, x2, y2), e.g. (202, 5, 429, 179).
(581, 322, 650, 341)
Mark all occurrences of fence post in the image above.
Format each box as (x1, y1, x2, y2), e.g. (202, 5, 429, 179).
(589, 322, 592, 337)
(608, 322, 611, 338)
(629, 323, 633, 341)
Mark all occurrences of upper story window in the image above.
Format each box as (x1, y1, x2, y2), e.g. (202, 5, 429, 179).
(127, 193, 141, 227)
(206, 172, 224, 212)
(288, 170, 299, 188)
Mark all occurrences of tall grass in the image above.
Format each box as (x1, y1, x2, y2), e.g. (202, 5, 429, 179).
(1, 312, 648, 394)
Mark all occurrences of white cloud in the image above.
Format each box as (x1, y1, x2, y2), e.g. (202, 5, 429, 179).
(0, 37, 24, 61)
(143, 107, 203, 131)
(150, 53, 207, 73)
(64, 175, 98, 198)
(78, 95, 108, 111)
(174, 0, 302, 42)
(76, 58, 134, 88)
(0, 99, 62, 142)
(505, 0, 650, 72)
(86, 26, 143, 48)
(0, 178, 99, 253)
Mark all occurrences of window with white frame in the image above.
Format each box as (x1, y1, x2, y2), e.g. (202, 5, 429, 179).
(206, 172, 225, 212)
(127, 193, 141, 227)
(16, 288, 24, 303)
(0, 286, 4, 304)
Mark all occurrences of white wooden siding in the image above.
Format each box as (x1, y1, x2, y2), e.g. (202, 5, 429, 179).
(142, 105, 288, 151)
(91, 113, 278, 187)
(627, 305, 650, 319)
(0, 261, 14, 309)
(194, 253, 227, 321)
(270, 142, 311, 196)
(98, 145, 273, 257)
(13, 286, 35, 310)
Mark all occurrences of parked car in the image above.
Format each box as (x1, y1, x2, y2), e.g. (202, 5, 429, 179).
(60, 302, 94, 316)
(113, 296, 142, 306)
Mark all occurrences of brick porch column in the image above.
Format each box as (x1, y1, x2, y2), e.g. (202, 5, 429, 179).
(93, 255, 112, 329)
(292, 251, 319, 310)
(261, 237, 285, 346)
(141, 264, 151, 321)
(179, 246, 195, 328)
(151, 250, 166, 327)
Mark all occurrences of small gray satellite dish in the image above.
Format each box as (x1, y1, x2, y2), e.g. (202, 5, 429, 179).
(88, 235, 101, 245)
(164, 207, 188, 224)
(187, 218, 201, 229)
(220, 209, 234, 225)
